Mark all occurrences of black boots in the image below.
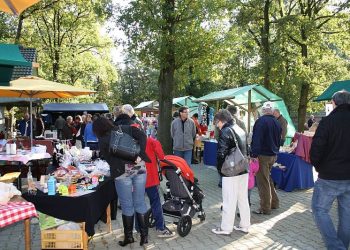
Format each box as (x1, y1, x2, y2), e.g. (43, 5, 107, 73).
(119, 215, 135, 247)
(136, 213, 148, 246)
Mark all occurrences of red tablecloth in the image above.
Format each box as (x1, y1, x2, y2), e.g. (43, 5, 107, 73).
(293, 133, 313, 163)
(0, 202, 37, 228)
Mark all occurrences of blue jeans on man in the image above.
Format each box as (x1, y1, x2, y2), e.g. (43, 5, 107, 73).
(173, 150, 192, 167)
(114, 173, 148, 216)
(312, 178, 350, 250)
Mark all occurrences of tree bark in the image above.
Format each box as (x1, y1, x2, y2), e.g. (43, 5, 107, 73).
(262, 0, 271, 90)
(157, 0, 176, 154)
(297, 29, 309, 132)
(15, 14, 24, 44)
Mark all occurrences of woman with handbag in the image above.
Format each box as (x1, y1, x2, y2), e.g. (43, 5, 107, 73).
(92, 114, 151, 247)
(212, 109, 251, 235)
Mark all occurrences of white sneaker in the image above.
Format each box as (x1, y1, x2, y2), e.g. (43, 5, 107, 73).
(211, 227, 231, 235)
(233, 226, 249, 233)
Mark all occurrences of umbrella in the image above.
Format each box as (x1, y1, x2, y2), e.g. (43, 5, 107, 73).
(0, 0, 40, 15)
(0, 76, 96, 147)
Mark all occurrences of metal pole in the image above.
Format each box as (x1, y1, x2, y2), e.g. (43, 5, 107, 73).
(248, 90, 252, 134)
(30, 98, 33, 149)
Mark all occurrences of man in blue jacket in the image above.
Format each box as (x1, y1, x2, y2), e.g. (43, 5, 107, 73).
(251, 102, 282, 215)
(310, 90, 350, 250)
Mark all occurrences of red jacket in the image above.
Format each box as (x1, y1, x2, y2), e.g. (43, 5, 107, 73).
(145, 137, 165, 188)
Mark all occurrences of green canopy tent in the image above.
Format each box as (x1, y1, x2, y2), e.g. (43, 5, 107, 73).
(194, 84, 296, 143)
(0, 44, 32, 86)
(314, 80, 350, 102)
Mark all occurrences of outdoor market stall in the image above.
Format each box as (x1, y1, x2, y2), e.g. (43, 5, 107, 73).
(194, 84, 316, 191)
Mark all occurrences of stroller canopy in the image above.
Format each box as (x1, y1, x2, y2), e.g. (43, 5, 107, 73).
(160, 155, 195, 184)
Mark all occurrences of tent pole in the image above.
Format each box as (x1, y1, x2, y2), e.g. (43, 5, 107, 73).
(216, 100, 219, 111)
(30, 98, 33, 149)
(248, 90, 252, 134)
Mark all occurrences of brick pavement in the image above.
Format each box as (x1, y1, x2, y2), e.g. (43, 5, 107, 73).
(0, 163, 336, 250)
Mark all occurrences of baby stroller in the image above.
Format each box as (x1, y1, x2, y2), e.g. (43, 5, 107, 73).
(147, 155, 205, 237)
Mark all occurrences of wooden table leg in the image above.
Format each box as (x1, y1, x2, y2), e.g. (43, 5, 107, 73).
(106, 204, 112, 233)
(24, 218, 31, 250)
(82, 222, 88, 250)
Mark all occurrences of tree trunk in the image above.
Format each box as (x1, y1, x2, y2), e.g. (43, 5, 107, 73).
(157, 0, 176, 154)
(158, 64, 175, 154)
(297, 31, 309, 132)
(262, 0, 271, 90)
(53, 50, 59, 81)
(14, 14, 24, 44)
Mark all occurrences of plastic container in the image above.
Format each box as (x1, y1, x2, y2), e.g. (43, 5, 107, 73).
(27, 167, 35, 192)
(47, 176, 56, 196)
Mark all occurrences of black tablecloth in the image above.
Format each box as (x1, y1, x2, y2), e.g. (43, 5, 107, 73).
(23, 177, 117, 236)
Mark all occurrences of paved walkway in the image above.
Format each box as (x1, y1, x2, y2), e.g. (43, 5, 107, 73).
(0, 163, 336, 250)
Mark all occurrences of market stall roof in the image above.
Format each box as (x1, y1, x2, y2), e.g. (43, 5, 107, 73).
(195, 84, 295, 139)
(194, 84, 282, 104)
(173, 96, 200, 107)
(43, 103, 109, 113)
(314, 80, 350, 102)
(0, 97, 40, 106)
(135, 100, 159, 110)
(0, 44, 32, 67)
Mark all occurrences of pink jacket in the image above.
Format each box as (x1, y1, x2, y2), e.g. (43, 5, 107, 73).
(248, 159, 260, 190)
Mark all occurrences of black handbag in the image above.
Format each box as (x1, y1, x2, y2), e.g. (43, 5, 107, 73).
(221, 127, 249, 177)
(109, 125, 140, 161)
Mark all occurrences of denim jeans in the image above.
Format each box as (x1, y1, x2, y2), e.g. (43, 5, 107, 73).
(136, 185, 165, 232)
(146, 185, 165, 230)
(114, 173, 147, 216)
(173, 150, 192, 167)
(312, 178, 350, 250)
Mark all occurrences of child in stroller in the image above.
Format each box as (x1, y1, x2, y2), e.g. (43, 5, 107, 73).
(155, 155, 205, 237)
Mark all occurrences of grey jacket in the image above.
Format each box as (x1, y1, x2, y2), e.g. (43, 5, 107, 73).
(171, 118, 196, 151)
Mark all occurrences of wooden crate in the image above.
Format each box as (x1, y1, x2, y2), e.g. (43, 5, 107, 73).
(41, 222, 88, 250)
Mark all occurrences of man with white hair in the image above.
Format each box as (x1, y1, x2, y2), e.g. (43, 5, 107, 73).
(121, 104, 144, 130)
(250, 102, 282, 215)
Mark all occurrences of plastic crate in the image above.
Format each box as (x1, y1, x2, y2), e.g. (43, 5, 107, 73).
(41, 223, 87, 249)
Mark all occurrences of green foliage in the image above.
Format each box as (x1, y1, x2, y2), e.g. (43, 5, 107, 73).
(18, 0, 118, 109)
(0, 13, 16, 42)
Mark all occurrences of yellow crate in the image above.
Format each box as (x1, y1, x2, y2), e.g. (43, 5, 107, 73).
(41, 223, 87, 249)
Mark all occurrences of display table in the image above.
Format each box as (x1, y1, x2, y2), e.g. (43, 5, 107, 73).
(0, 151, 51, 165)
(271, 152, 314, 192)
(293, 133, 313, 163)
(23, 177, 117, 237)
(203, 140, 217, 166)
(0, 151, 52, 190)
(0, 201, 38, 250)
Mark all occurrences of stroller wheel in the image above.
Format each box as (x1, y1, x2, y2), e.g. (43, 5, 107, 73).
(145, 209, 156, 228)
(177, 215, 192, 237)
(198, 211, 206, 222)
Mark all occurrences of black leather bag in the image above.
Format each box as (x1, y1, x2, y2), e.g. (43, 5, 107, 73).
(221, 127, 249, 177)
(109, 125, 140, 161)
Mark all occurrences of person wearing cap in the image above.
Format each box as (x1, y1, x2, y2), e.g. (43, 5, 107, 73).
(250, 101, 282, 215)
(310, 90, 350, 250)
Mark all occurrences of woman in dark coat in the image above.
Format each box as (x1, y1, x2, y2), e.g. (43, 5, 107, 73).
(93, 114, 150, 247)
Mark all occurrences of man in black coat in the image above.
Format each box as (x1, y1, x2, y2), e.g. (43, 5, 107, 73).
(310, 90, 350, 250)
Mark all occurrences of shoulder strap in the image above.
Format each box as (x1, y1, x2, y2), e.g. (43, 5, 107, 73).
(228, 127, 239, 147)
(118, 125, 123, 133)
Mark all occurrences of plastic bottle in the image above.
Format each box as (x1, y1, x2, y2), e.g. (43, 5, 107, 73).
(47, 175, 56, 196)
(27, 167, 34, 192)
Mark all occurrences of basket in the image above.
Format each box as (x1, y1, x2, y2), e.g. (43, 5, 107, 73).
(41, 223, 86, 249)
